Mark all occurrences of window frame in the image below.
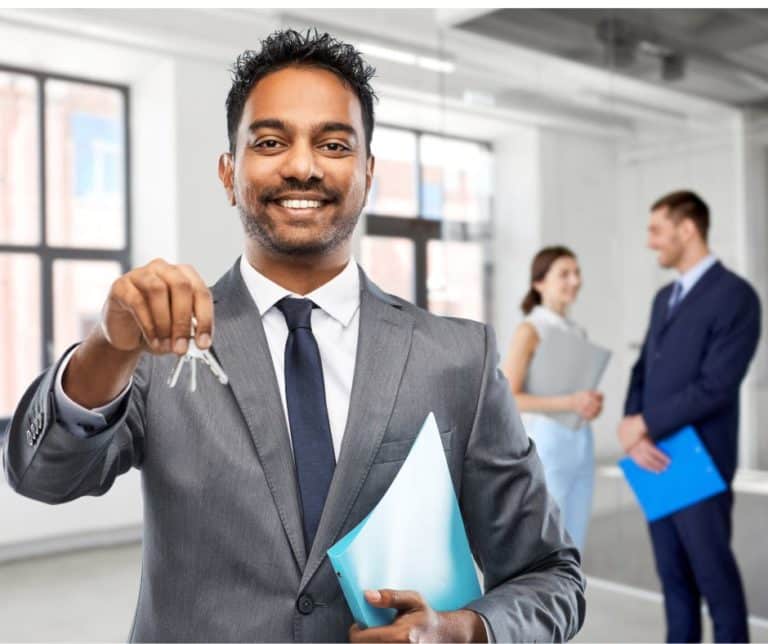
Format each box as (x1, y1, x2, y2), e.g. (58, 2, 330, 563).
(364, 124, 493, 319)
(0, 64, 131, 431)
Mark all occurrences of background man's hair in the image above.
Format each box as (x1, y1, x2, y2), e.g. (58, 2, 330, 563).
(225, 29, 377, 156)
(651, 190, 710, 241)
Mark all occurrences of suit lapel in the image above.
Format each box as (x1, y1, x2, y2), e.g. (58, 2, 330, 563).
(210, 259, 307, 572)
(299, 271, 414, 593)
(659, 261, 724, 335)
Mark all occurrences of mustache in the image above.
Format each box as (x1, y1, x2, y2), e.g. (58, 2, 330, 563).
(258, 178, 341, 204)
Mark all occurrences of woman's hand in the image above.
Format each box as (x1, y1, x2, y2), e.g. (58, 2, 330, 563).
(569, 390, 604, 421)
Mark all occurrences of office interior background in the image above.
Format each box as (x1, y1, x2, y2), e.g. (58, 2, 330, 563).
(1, 7, 767, 642)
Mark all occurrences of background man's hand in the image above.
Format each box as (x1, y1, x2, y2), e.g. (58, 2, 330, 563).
(348, 589, 487, 643)
(627, 436, 671, 473)
(100, 258, 213, 355)
(617, 414, 648, 451)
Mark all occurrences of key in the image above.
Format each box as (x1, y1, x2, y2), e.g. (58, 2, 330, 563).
(167, 319, 229, 391)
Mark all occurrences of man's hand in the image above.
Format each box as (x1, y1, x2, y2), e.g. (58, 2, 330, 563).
(617, 414, 648, 451)
(61, 258, 214, 409)
(348, 589, 487, 643)
(628, 436, 671, 473)
(101, 258, 213, 355)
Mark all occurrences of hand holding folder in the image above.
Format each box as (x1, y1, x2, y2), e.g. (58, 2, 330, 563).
(327, 413, 481, 628)
(619, 426, 726, 522)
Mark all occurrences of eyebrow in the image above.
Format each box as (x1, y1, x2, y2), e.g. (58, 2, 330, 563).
(248, 119, 358, 141)
(248, 118, 287, 132)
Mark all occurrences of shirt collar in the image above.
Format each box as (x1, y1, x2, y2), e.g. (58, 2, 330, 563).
(239, 255, 361, 327)
(677, 253, 717, 296)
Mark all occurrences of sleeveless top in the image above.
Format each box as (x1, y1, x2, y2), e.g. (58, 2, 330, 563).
(521, 305, 587, 427)
(524, 304, 586, 345)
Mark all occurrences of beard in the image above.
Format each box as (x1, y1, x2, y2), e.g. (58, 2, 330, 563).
(237, 178, 362, 257)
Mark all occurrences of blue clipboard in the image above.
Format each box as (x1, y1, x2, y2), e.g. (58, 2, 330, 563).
(619, 425, 727, 522)
(327, 413, 482, 628)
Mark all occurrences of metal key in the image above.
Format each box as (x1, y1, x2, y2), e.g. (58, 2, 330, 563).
(167, 320, 229, 392)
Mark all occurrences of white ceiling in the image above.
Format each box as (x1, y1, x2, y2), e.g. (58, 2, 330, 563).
(0, 8, 746, 142)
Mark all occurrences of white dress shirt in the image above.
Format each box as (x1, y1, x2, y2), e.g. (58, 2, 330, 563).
(674, 253, 718, 302)
(238, 254, 360, 459)
(54, 256, 361, 459)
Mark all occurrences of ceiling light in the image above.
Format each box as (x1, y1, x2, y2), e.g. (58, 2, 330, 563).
(358, 42, 455, 74)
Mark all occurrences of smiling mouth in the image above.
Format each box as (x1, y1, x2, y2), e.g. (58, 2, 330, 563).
(274, 198, 329, 210)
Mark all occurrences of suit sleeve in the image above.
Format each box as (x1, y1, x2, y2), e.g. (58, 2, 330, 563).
(643, 285, 762, 441)
(624, 340, 647, 416)
(624, 293, 665, 416)
(461, 325, 586, 643)
(2, 344, 150, 504)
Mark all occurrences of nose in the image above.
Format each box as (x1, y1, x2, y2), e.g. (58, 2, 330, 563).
(279, 139, 323, 183)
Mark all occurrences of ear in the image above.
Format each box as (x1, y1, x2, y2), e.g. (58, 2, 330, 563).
(364, 153, 375, 201)
(218, 152, 236, 206)
(679, 217, 697, 242)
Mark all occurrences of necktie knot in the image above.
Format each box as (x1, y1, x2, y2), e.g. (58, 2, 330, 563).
(276, 297, 315, 331)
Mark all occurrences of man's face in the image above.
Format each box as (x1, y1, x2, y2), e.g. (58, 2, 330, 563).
(647, 207, 685, 269)
(220, 65, 374, 256)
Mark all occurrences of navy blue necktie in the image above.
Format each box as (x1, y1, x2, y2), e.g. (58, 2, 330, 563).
(666, 281, 684, 320)
(276, 297, 335, 550)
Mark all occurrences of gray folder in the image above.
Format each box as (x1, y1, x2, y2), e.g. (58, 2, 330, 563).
(524, 327, 612, 430)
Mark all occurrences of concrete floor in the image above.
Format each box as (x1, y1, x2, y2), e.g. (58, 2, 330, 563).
(1, 542, 767, 642)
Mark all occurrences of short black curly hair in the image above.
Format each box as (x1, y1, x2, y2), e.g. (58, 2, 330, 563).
(225, 29, 377, 156)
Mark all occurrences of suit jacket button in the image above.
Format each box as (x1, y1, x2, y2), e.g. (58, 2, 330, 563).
(296, 594, 315, 615)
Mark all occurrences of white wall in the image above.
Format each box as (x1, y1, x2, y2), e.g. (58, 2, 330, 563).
(742, 114, 768, 469)
(173, 59, 243, 283)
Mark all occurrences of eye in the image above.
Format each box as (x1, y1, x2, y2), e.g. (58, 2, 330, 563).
(321, 142, 350, 153)
(253, 138, 283, 150)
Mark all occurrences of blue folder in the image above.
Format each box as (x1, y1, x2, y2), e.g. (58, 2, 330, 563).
(619, 425, 726, 522)
(327, 413, 482, 628)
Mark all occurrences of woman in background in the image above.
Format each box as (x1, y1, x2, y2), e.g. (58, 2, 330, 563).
(503, 246, 603, 550)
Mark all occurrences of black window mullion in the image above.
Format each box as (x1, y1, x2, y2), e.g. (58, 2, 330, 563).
(122, 85, 132, 273)
(414, 131, 424, 305)
(38, 74, 53, 370)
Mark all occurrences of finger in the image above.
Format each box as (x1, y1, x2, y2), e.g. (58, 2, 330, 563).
(349, 624, 407, 643)
(132, 270, 172, 351)
(646, 445, 671, 470)
(366, 589, 426, 613)
(177, 264, 214, 349)
(637, 445, 666, 473)
(159, 265, 194, 354)
(110, 278, 157, 348)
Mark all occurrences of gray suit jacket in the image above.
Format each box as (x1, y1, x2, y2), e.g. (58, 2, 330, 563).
(3, 259, 585, 642)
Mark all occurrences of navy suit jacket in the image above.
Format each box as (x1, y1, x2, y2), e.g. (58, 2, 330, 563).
(624, 261, 761, 483)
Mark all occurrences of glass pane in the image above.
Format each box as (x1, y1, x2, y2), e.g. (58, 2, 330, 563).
(420, 136, 492, 222)
(0, 72, 39, 245)
(360, 236, 414, 302)
(0, 254, 41, 418)
(427, 240, 485, 321)
(365, 127, 418, 217)
(53, 259, 122, 358)
(45, 80, 126, 249)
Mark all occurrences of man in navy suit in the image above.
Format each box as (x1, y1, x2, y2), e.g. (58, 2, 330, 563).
(619, 190, 761, 643)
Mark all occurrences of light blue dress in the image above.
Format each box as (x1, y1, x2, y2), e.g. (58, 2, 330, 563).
(521, 306, 595, 551)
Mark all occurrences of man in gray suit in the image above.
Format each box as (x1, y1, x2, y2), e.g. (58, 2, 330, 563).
(3, 30, 585, 642)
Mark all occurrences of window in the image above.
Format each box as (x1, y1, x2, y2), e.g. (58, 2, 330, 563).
(0, 66, 130, 429)
(361, 126, 492, 321)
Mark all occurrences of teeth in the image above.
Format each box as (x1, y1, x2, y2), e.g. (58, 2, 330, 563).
(278, 199, 323, 209)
